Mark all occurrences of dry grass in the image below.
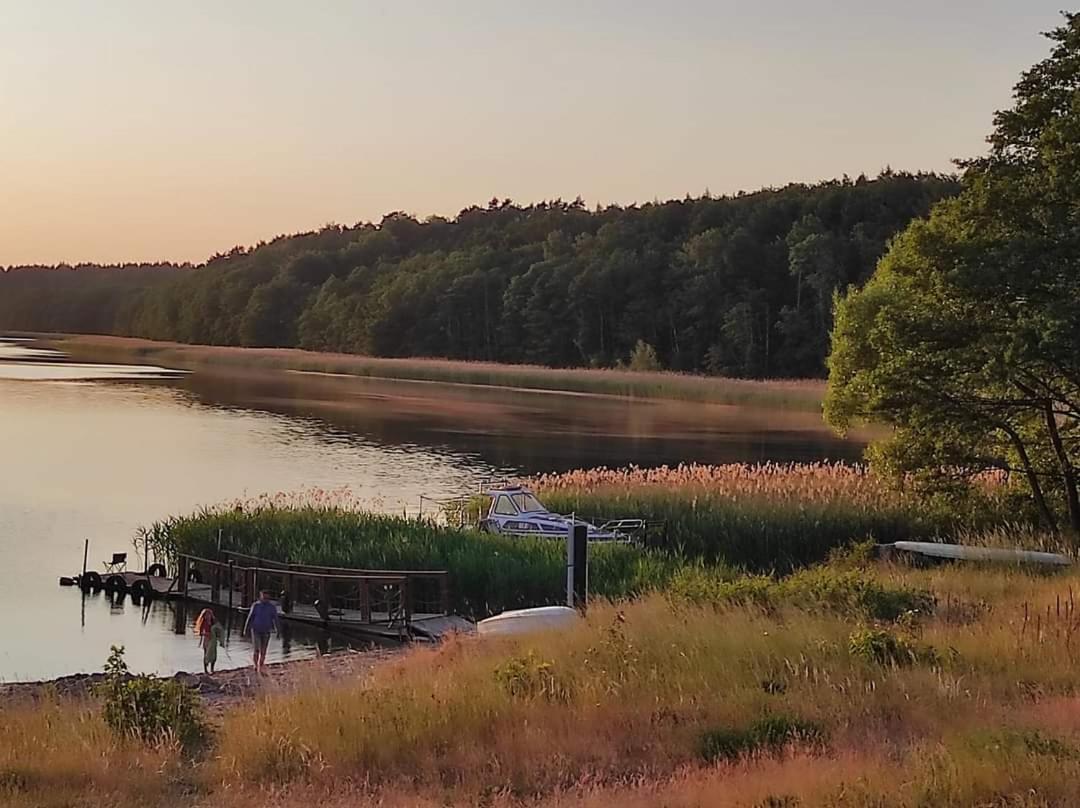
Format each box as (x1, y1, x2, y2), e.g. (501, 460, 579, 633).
(42, 334, 826, 410)
(9, 560, 1080, 807)
(535, 463, 1016, 567)
(534, 462, 1007, 507)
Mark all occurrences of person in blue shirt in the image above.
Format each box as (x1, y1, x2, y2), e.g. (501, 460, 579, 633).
(243, 590, 279, 676)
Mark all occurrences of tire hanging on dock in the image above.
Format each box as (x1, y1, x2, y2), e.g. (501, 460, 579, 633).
(81, 571, 102, 590)
(130, 579, 155, 601)
(104, 574, 128, 593)
(147, 563, 167, 578)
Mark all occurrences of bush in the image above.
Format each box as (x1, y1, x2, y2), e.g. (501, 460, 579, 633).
(699, 714, 825, 762)
(848, 628, 938, 667)
(628, 340, 662, 372)
(97, 646, 207, 750)
(495, 652, 571, 702)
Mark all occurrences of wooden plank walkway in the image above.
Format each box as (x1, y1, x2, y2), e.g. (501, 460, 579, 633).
(77, 556, 475, 642)
(182, 581, 463, 641)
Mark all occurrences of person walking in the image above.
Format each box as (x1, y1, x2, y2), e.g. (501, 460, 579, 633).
(194, 608, 225, 675)
(243, 590, 279, 676)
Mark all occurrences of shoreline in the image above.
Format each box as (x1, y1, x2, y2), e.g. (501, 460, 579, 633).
(0, 646, 400, 713)
(20, 332, 827, 411)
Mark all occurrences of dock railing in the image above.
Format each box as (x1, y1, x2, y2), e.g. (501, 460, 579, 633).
(178, 552, 450, 627)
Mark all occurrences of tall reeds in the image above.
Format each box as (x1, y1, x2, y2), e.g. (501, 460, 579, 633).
(140, 495, 681, 617)
(535, 463, 1016, 570)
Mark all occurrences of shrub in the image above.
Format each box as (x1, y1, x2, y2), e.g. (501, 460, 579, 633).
(628, 340, 662, 372)
(495, 652, 571, 702)
(699, 714, 825, 762)
(848, 628, 938, 667)
(97, 646, 207, 750)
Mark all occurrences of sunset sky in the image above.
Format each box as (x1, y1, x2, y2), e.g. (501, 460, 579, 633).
(0, 1, 1067, 265)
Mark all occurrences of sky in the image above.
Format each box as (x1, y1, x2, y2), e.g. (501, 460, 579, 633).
(0, 1, 1069, 265)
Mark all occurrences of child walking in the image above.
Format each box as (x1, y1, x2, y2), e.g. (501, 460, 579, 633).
(194, 608, 225, 674)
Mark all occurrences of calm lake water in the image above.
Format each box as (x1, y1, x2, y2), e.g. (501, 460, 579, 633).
(0, 336, 863, 682)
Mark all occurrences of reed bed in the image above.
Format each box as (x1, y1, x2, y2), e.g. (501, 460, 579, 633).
(534, 463, 1016, 570)
(48, 334, 826, 410)
(140, 495, 685, 618)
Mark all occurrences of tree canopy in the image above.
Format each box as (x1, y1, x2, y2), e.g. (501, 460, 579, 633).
(0, 175, 955, 379)
(826, 13, 1080, 538)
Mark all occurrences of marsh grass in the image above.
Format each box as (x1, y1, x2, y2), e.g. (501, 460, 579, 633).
(535, 463, 1018, 569)
(48, 334, 826, 410)
(141, 496, 687, 617)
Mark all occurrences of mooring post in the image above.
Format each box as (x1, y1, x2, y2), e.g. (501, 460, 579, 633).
(81, 539, 89, 582)
(360, 578, 371, 623)
(212, 561, 221, 604)
(566, 522, 588, 610)
(178, 555, 189, 598)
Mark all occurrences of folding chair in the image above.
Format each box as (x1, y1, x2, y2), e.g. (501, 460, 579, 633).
(104, 552, 127, 573)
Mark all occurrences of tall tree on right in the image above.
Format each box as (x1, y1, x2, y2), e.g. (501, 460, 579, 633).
(826, 13, 1080, 541)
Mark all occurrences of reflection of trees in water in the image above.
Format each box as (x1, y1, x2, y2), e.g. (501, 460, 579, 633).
(171, 369, 865, 475)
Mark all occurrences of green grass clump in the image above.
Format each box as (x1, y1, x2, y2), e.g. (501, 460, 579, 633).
(848, 627, 938, 667)
(699, 714, 826, 762)
(667, 564, 934, 622)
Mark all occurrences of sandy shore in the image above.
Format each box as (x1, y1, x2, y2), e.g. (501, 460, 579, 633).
(0, 647, 401, 714)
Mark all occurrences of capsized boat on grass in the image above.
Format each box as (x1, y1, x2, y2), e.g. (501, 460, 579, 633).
(880, 541, 1071, 567)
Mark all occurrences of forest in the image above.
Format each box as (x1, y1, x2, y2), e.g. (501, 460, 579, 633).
(0, 171, 957, 378)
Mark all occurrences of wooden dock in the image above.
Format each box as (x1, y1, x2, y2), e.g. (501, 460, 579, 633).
(74, 553, 473, 642)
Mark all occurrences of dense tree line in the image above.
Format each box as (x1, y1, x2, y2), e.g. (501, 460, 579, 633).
(1, 172, 957, 378)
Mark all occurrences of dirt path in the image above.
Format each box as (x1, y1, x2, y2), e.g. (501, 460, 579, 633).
(0, 648, 401, 713)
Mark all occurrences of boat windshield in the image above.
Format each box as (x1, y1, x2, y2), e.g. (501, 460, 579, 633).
(512, 492, 545, 513)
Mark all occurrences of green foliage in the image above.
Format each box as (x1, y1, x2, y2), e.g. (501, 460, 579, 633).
(0, 174, 957, 378)
(142, 506, 683, 618)
(495, 652, 571, 702)
(848, 627, 938, 667)
(97, 646, 206, 750)
(699, 714, 825, 762)
(668, 564, 933, 622)
(826, 13, 1080, 538)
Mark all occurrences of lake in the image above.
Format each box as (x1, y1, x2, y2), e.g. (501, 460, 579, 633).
(0, 336, 863, 681)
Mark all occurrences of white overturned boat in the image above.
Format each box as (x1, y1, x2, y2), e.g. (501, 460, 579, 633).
(476, 605, 580, 637)
(882, 541, 1071, 567)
